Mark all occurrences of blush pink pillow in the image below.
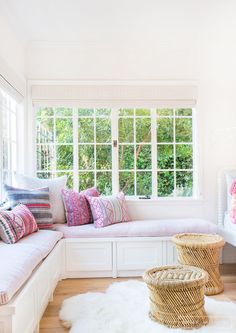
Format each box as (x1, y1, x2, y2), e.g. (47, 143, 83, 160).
(230, 180, 236, 224)
(62, 187, 100, 226)
(86, 192, 131, 228)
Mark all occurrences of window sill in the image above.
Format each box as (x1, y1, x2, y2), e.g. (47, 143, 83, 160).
(125, 196, 204, 205)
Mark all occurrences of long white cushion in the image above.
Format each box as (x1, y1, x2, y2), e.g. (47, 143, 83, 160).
(0, 230, 63, 305)
(54, 218, 217, 238)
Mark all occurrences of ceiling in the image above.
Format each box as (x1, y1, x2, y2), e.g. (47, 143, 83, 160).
(1, 0, 209, 45)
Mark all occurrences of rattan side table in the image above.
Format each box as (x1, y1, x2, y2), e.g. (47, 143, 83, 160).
(172, 233, 225, 295)
(143, 265, 209, 329)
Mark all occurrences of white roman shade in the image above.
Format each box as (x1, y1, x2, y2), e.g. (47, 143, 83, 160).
(32, 84, 197, 108)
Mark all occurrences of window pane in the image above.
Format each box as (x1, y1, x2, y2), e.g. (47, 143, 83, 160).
(119, 145, 134, 170)
(176, 144, 193, 169)
(56, 118, 73, 143)
(37, 118, 54, 143)
(3, 140, 9, 169)
(176, 171, 193, 196)
(78, 118, 94, 142)
(175, 118, 192, 142)
(78, 108, 94, 116)
(157, 118, 173, 142)
(176, 108, 192, 116)
(119, 172, 135, 195)
(10, 113, 16, 142)
(57, 172, 73, 188)
(136, 145, 151, 169)
(37, 145, 54, 171)
(157, 145, 174, 169)
(119, 118, 134, 143)
(79, 172, 94, 190)
(37, 107, 54, 117)
(96, 109, 111, 117)
(56, 145, 73, 170)
(37, 172, 54, 179)
(136, 118, 151, 143)
(96, 145, 112, 170)
(136, 109, 150, 116)
(157, 108, 173, 116)
(157, 171, 174, 197)
(96, 172, 112, 195)
(136, 171, 152, 196)
(119, 109, 134, 116)
(78, 145, 94, 170)
(96, 118, 111, 143)
(55, 107, 73, 117)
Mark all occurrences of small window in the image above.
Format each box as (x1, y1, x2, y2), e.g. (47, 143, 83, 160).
(0, 88, 18, 199)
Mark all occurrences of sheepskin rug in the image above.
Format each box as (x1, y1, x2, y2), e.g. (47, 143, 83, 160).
(59, 280, 236, 333)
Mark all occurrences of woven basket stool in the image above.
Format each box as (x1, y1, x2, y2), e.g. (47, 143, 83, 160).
(143, 265, 209, 329)
(172, 233, 225, 296)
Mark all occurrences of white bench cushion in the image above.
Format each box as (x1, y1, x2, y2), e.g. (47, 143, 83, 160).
(54, 218, 217, 238)
(0, 230, 63, 305)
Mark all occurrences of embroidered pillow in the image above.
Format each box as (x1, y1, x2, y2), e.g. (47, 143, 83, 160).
(86, 192, 131, 228)
(230, 180, 236, 223)
(62, 187, 100, 226)
(4, 184, 53, 229)
(0, 205, 38, 244)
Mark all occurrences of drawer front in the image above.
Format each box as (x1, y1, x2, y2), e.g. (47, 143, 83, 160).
(117, 241, 164, 271)
(66, 241, 112, 272)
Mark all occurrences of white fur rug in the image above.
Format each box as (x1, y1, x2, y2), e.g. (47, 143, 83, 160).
(59, 280, 236, 333)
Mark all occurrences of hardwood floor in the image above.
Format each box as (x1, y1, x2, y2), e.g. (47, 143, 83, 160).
(39, 264, 236, 333)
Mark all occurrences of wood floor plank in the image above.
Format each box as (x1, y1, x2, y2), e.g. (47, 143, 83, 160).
(39, 265, 236, 333)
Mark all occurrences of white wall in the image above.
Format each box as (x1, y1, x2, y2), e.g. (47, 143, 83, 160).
(26, 1, 236, 261)
(0, 5, 26, 92)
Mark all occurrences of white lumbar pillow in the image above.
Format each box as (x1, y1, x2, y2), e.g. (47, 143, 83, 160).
(14, 174, 67, 224)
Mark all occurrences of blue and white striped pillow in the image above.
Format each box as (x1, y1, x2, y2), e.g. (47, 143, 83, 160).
(4, 184, 53, 229)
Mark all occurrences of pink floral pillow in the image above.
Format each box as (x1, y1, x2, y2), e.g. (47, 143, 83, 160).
(62, 187, 100, 226)
(230, 180, 236, 224)
(86, 192, 131, 228)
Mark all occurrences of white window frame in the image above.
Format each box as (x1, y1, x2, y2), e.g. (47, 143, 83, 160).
(35, 107, 197, 199)
(0, 88, 20, 200)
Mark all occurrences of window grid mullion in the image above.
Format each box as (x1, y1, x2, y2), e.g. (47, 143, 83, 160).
(151, 108, 157, 197)
(73, 108, 79, 191)
(53, 109, 57, 174)
(173, 109, 176, 197)
(134, 112, 137, 196)
(94, 110, 97, 187)
(112, 108, 119, 194)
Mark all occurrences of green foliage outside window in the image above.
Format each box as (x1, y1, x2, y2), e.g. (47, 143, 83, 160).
(36, 107, 194, 197)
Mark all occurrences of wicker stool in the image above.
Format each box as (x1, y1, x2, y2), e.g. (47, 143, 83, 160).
(143, 265, 209, 329)
(172, 233, 225, 295)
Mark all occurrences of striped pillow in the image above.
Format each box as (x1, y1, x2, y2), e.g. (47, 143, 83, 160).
(0, 205, 38, 244)
(4, 184, 53, 229)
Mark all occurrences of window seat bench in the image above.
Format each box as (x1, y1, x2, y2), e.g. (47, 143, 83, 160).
(0, 218, 217, 333)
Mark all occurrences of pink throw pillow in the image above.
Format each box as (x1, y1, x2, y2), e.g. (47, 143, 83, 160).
(86, 192, 131, 228)
(0, 204, 38, 244)
(230, 180, 236, 224)
(62, 187, 100, 226)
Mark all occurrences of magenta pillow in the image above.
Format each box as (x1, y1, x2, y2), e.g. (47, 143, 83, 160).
(61, 187, 100, 226)
(86, 192, 131, 228)
(0, 204, 38, 244)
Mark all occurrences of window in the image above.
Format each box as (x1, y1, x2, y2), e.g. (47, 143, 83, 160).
(0, 87, 18, 199)
(36, 107, 195, 197)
